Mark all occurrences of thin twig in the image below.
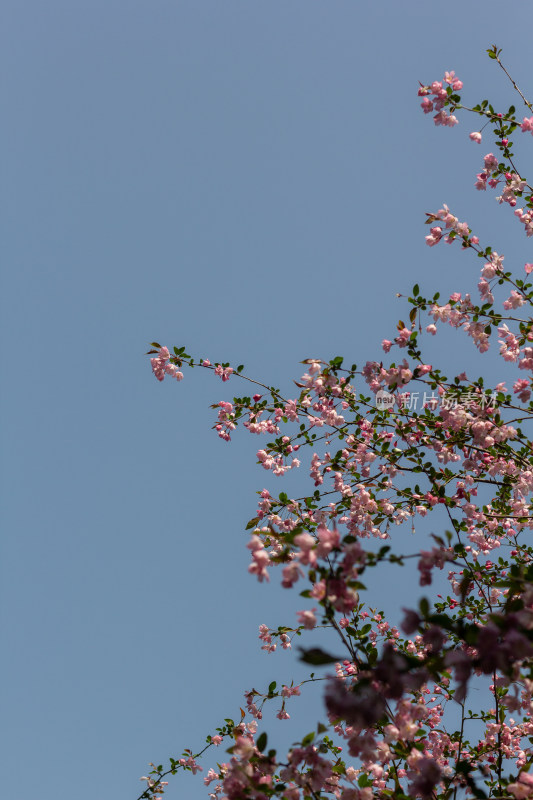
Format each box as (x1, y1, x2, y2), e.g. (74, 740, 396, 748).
(495, 53, 533, 112)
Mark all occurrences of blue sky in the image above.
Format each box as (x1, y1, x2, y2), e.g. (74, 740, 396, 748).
(3, 2, 532, 799)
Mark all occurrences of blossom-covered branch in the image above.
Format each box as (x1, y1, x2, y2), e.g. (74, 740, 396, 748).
(141, 48, 533, 800)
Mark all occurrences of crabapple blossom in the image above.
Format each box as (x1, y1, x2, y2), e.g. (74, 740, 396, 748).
(140, 52, 533, 800)
(296, 609, 317, 630)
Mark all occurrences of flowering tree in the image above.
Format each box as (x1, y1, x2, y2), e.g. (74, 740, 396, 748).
(140, 47, 533, 800)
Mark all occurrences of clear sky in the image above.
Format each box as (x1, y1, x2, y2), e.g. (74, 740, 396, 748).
(3, 2, 532, 799)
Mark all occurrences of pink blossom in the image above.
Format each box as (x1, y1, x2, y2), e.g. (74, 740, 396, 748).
(316, 524, 340, 557)
(508, 771, 533, 799)
(150, 347, 184, 382)
(281, 562, 303, 588)
(325, 677, 385, 728)
(214, 364, 234, 382)
(444, 71, 462, 91)
(248, 549, 270, 583)
(408, 757, 442, 799)
(296, 608, 317, 629)
(503, 290, 526, 310)
(178, 756, 202, 774)
(484, 152, 499, 171)
(418, 548, 448, 585)
(433, 110, 448, 127)
(294, 532, 316, 566)
(204, 768, 219, 786)
(475, 171, 488, 191)
(477, 277, 494, 304)
(469, 131, 482, 143)
(513, 378, 531, 403)
(233, 735, 255, 760)
(425, 226, 442, 246)
(281, 684, 301, 698)
(395, 328, 411, 347)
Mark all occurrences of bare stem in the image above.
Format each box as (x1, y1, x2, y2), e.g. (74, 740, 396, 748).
(495, 53, 533, 112)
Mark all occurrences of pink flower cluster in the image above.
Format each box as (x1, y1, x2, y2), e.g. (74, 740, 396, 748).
(143, 57, 533, 800)
(256, 448, 300, 476)
(509, 771, 533, 799)
(150, 346, 184, 382)
(214, 364, 233, 382)
(418, 71, 462, 128)
(216, 401, 236, 441)
(425, 205, 474, 247)
(515, 205, 533, 237)
(514, 379, 531, 403)
(474, 152, 499, 190)
(417, 547, 450, 586)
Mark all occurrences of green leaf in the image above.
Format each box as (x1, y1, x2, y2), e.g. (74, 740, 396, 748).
(427, 613, 454, 631)
(256, 732, 268, 752)
(298, 647, 341, 666)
